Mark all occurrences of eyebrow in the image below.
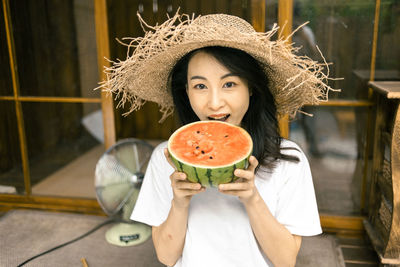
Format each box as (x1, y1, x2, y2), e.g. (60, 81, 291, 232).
(190, 73, 239, 80)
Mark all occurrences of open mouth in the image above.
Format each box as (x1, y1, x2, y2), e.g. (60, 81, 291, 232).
(207, 114, 230, 122)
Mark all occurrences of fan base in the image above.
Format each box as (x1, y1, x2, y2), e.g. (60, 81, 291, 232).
(105, 222, 151, 247)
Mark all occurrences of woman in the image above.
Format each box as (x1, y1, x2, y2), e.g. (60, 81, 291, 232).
(102, 12, 335, 267)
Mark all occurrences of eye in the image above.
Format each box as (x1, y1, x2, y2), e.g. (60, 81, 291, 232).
(223, 82, 236, 88)
(194, 84, 207, 90)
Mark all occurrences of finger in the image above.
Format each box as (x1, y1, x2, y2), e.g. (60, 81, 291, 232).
(164, 148, 177, 170)
(178, 187, 206, 196)
(233, 156, 258, 180)
(217, 189, 242, 197)
(247, 156, 259, 173)
(219, 182, 249, 191)
(175, 181, 202, 191)
(171, 171, 187, 182)
(234, 169, 254, 181)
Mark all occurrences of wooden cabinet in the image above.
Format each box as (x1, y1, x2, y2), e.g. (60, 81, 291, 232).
(364, 81, 400, 265)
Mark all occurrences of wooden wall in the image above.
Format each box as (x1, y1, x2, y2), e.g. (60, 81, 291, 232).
(106, 0, 251, 141)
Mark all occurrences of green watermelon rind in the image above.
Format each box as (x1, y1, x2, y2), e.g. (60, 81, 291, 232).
(169, 153, 251, 187)
(167, 121, 253, 188)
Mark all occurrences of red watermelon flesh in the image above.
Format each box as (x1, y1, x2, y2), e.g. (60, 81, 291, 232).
(168, 121, 253, 187)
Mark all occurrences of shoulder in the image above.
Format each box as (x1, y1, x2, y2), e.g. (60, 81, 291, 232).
(280, 139, 306, 161)
(276, 139, 311, 182)
(153, 140, 168, 151)
(142, 140, 173, 189)
(270, 140, 313, 192)
(150, 141, 168, 160)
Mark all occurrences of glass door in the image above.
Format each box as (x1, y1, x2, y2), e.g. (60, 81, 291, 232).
(0, 0, 110, 213)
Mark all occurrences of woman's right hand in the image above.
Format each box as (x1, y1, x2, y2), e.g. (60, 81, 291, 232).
(164, 148, 205, 208)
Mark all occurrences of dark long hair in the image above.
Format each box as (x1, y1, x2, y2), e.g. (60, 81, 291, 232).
(170, 46, 299, 170)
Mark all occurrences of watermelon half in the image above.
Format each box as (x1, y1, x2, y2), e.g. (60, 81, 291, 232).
(168, 121, 253, 187)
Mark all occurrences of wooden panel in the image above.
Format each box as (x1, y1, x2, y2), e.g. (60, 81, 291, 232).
(0, 194, 104, 215)
(369, 95, 386, 212)
(314, 100, 374, 107)
(278, 0, 293, 41)
(0, 96, 101, 103)
(183, 0, 199, 15)
(277, 0, 293, 139)
(2, 0, 31, 195)
(379, 159, 393, 202)
(200, 0, 215, 14)
(95, 0, 116, 149)
(321, 214, 366, 237)
(320, 214, 365, 232)
(366, 83, 400, 263)
(105, 0, 178, 141)
(215, 0, 228, 14)
(251, 0, 265, 32)
(385, 104, 400, 259)
(369, 81, 400, 99)
(229, 0, 245, 18)
(368, 0, 381, 86)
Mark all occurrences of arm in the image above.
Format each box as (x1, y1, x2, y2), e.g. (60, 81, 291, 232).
(243, 190, 302, 266)
(152, 199, 189, 266)
(152, 149, 205, 266)
(218, 156, 301, 267)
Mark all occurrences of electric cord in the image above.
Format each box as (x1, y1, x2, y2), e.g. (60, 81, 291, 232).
(16, 218, 115, 267)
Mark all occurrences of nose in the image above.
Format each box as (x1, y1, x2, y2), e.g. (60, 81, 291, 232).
(208, 88, 225, 111)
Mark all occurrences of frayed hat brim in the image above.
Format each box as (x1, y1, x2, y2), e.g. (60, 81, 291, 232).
(99, 11, 339, 122)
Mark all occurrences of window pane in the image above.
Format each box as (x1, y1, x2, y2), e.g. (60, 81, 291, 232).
(9, 0, 100, 98)
(293, 0, 376, 99)
(0, 102, 23, 194)
(290, 106, 369, 215)
(375, 1, 400, 77)
(0, 3, 13, 96)
(22, 102, 103, 198)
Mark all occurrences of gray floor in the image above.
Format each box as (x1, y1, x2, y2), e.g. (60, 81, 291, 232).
(0, 209, 345, 267)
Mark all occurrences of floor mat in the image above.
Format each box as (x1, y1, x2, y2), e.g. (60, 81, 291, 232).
(0, 210, 162, 267)
(0, 209, 344, 267)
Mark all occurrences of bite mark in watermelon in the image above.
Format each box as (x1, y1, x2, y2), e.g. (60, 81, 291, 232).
(168, 121, 253, 187)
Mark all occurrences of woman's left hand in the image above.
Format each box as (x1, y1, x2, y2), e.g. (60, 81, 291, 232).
(218, 156, 259, 204)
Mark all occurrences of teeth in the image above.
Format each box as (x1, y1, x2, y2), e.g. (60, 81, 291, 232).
(208, 114, 229, 121)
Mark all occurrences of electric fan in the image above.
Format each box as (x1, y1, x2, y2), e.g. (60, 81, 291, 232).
(95, 138, 154, 246)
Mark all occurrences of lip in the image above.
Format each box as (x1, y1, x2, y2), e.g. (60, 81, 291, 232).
(207, 114, 230, 121)
(208, 113, 229, 118)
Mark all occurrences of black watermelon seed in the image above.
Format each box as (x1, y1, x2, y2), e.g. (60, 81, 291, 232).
(196, 146, 199, 149)
(209, 156, 213, 159)
(201, 150, 205, 154)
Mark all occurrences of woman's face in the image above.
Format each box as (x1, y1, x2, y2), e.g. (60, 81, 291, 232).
(186, 51, 250, 126)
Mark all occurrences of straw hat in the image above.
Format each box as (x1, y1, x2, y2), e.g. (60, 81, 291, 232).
(100, 11, 337, 122)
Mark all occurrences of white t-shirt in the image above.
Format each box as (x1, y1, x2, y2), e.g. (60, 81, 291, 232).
(131, 139, 322, 267)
